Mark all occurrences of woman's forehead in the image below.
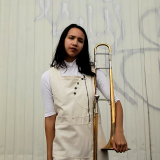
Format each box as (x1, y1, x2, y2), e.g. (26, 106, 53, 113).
(67, 28, 85, 40)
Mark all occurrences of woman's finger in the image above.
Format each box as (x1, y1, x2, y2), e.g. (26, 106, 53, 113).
(123, 143, 126, 152)
(125, 143, 128, 151)
(113, 141, 118, 152)
(117, 143, 120, 152)
(120, 144, 123, 153)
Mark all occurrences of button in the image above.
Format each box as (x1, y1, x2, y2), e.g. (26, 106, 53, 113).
(81, 78, 83, 80)
(75, 87, 77, 89)
(77, 82, 79, 85)
(74, 92, 76, 95)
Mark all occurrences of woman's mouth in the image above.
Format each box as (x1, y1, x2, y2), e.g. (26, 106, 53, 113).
(70, 48, 77, 52)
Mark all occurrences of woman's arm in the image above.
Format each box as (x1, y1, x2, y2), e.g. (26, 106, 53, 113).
(96, 70, 128, 152)
(113, 101, 128, 152)
(41, 72, 57, 158)
(115, 101, 123, 133)
(45, 115, 56, 160)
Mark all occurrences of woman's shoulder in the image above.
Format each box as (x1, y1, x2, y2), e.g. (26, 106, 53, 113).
(41, 67, 58, 81)
(41, 70, 49, 79)
(41, 71, 50, 86)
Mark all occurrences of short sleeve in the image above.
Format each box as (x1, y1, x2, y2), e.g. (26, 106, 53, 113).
(41, 71, 56, 117)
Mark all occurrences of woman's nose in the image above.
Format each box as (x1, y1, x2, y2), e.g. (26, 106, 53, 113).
(73, 39, 78, 46)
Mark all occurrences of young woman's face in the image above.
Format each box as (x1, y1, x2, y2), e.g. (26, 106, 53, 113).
(64, 28, 85, 62)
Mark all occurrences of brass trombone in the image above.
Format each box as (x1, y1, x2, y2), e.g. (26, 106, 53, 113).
(93, 43, 116, 160)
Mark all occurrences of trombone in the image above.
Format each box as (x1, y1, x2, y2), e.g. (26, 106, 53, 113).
(93, 43, 116, 160)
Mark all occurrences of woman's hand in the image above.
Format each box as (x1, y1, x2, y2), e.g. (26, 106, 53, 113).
(112, 130, 128, 153)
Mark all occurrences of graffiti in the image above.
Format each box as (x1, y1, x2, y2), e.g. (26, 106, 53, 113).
(52, 2, 71, 36)
(35, 1, 71, 36)
(35, 0, 52, 24)
(119, 47, 160, 110)
(139, 8, 160, 47)
(35, 0, 160, 110)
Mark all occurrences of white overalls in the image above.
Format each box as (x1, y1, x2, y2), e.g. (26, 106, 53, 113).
(49, 67, 108, 160)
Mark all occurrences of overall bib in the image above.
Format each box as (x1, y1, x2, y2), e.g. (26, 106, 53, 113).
(49, 67, 108, 160)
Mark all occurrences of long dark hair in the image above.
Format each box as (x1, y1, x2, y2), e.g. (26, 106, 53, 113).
(50, 24, 95, 77)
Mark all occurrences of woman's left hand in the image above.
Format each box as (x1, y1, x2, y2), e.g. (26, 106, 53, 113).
(112, 131, 128, 153)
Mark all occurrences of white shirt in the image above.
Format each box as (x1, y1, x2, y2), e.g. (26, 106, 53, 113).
(41, 60, 120, 117)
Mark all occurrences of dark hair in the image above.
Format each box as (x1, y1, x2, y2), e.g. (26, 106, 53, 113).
(50, 24, 95, 77)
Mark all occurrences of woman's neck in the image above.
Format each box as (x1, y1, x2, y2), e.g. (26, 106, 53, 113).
(64, 55, 77, 62)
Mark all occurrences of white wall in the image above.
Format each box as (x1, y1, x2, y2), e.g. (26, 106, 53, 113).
(0, 0, 160, 159)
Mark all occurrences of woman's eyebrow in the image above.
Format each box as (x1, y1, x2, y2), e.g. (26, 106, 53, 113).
(69, 35, 84, 41)
(78, 37, 84, 41)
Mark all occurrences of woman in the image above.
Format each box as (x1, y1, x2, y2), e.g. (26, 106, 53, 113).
(41, 24, 128, 160)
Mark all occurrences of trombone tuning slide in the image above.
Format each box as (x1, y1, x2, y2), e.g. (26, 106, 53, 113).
(96, 67, 110, 69)
(95, 53, 109, 55)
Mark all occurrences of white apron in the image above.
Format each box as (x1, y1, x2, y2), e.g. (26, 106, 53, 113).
(49, 67, 108, 160)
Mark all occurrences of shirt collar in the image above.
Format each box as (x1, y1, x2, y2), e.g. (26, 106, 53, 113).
(64, 59, 77, 68)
